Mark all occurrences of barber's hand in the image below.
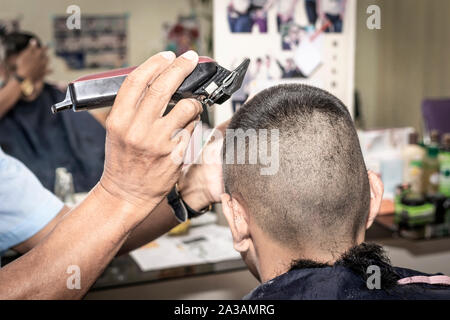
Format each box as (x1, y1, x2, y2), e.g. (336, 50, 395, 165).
(178, 120, 230, 211)
(99, 50, 203, 214)
(15, 39, 48, 81)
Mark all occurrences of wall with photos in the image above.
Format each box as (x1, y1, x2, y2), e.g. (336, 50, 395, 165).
(0, 0, 211, 82)
(213, 0, 356, 124)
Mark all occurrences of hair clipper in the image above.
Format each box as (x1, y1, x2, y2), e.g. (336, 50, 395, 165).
(52, 57, 250, 115)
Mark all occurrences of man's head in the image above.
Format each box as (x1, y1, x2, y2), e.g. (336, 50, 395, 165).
(3, 31, 41, 59)
(1, 31, 46, 100)
(221, 84, 383, 281)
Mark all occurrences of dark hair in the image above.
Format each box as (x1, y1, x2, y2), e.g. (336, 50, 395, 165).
(2, 31, 41, 59)
(222, 84, 370, 251)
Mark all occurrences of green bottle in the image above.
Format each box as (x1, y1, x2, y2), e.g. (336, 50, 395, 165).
(439, 134, 450, 197)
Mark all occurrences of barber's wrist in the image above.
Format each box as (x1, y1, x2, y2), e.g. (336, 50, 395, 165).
(177, 164, 213, 212)
(92, 182, 159, 230)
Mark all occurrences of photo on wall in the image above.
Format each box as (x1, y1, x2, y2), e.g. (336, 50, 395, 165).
(275, 0, 347, 34)
(53, 15, 128, 70)
(227, 0, 269, 33)
(215, 0, 355, 119)
(317, 0, 347, 33)
(162, 15, 200, 56)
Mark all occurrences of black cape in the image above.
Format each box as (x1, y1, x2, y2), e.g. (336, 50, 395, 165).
(0, 83, 105, 192)
(244, 243, 450, 300)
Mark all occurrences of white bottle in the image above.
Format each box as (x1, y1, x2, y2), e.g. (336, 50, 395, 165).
(402, 132, 425, 194)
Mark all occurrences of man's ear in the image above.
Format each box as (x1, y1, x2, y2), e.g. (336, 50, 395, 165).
(366, 170, 384, 229)
(221, 193, 251, 253)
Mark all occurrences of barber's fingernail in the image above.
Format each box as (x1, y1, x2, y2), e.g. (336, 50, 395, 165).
(29, 38, 37, 46)
(181, 50, 198, 62)
(160, 51, 176, 61)
(370, 190, 375, 199)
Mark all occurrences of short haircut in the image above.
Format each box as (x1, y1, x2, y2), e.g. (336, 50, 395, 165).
(223, 84, 370, 251)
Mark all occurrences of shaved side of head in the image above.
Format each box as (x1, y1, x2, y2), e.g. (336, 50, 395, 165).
(223, 84, 370, 251)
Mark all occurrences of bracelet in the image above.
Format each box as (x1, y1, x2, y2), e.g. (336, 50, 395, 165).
(180, 186, 213, 219)
(167, 184, 212, 223)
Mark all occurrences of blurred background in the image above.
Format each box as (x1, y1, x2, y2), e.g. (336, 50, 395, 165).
(0, 0, 449, 299)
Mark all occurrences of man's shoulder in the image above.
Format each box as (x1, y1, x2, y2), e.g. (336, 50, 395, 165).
(389, 266, 450, 299)
(244, 266, 450, 300)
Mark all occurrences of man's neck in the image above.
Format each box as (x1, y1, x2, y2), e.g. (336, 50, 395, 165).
(255, 237, 358, 283)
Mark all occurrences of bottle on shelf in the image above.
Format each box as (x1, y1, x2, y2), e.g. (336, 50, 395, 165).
(438, 133, 450, 197)
(422, 130, 440, 197)
(402, 131, 425, 195)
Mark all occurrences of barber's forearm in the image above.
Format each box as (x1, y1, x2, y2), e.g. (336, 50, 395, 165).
(117, 198, 178, 255)
(0, 78, 22, 118)
(12, 206, 71, 254)
(118, 173, 212, 255)
(0, 184, 151, 299)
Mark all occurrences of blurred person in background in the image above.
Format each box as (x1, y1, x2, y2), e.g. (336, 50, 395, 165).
(281, 23, 303, 50)
(304, 0, 318, 29)
(276, 57, 306, 78)
(318, 0, 346, 33)
(264, 0, 299, 32)
(228, 0, 253, 33)
(250, 0, 269, 33)
(0, 30, 106, 193)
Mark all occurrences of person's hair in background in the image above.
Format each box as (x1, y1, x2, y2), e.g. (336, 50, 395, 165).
(4, 31, 40, 56)
(0, 30, 47, 104)
(2, 31, 41, 67)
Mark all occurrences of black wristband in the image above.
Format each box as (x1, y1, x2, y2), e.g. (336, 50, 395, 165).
(167, 186, 188, 223)
(184, 197, 212, 219)
(167, 185, 212, 222)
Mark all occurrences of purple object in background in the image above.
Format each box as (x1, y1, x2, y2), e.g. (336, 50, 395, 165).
(422, 99, 450, 137)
